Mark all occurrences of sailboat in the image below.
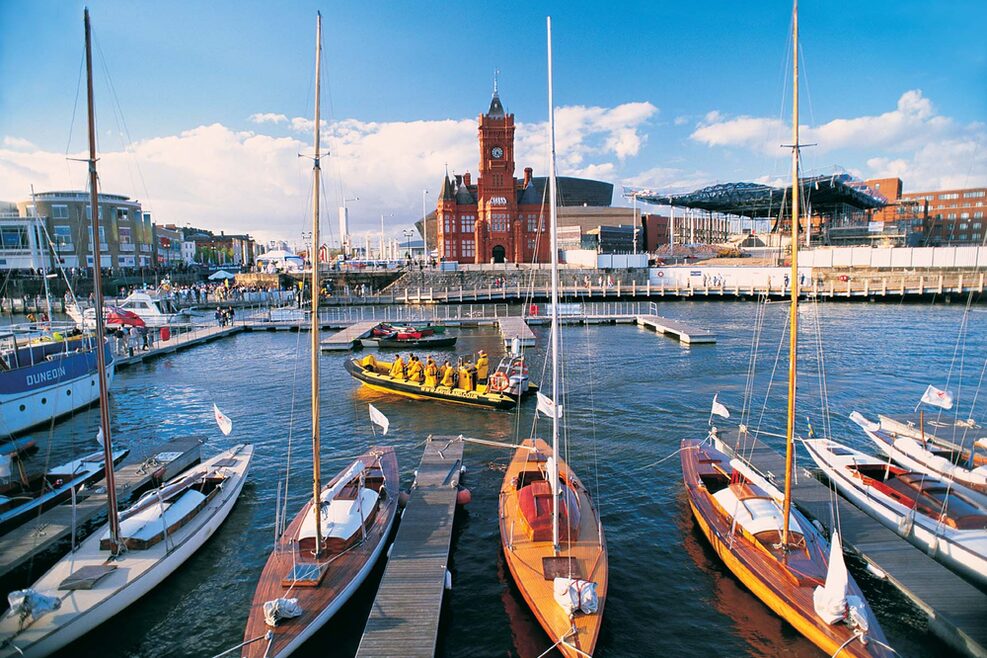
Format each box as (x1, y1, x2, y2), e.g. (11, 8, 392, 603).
(240, 14, 399, 658)
(498, 18, 608, 658)
(0, 10, 253, 657)
(680, 3, 895, 656)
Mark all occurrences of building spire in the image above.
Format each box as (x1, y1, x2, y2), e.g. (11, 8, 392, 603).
(487, 70, 505, 118)
(493, 68, 499, 95)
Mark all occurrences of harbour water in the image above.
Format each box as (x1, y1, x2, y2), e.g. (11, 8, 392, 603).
(5, 300, 981, 657)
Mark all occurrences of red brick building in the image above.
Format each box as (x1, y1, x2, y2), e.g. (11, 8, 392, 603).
(865, 177, 986, 245)
(435, 89, 550, 264)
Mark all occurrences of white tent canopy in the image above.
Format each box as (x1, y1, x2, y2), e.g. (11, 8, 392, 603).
(208, 270, 237, 280)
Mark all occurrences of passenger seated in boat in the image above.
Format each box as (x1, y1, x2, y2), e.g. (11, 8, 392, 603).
(440, 360, 455, 387)
(459, 364, 474, 391)
(408, 356, 424, 383)
(476, 351, 489, 384)
(389, 355, 406, 380)
(424, 358, 438, 387)
(361, 354, 377, 372)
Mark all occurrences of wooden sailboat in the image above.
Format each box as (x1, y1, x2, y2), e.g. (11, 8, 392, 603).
(240, 14, 399, 658)
(498, 18, 608, 658)
(0, 10, 253, 657)
(680, 3, 894, 656)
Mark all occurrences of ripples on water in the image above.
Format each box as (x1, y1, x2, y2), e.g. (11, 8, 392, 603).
(4, 301, 980, 657)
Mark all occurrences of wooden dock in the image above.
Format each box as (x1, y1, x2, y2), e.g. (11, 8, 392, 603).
(497, 316, 536, 348)
(113, 324, 242, 369)
(720, 434, 987, 658)
(319, 320, 379, 351)
(356, 436, 465, 658)
(0, 435, 202, 579)
(636, 315, 716, 344)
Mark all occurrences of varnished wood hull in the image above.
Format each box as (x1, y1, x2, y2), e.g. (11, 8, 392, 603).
(680, 439, 894, 658)
(242, 447, 399, 658)
(498, 438, 607, 658)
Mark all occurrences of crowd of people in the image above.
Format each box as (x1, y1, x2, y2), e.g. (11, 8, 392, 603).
(362, 350, 490, 392)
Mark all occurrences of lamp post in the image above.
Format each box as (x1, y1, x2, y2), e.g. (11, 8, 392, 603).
(421, 189, 429, 267)
(341, 196, 358, 257)
(301, 231, 312, 269)
(402, 228, 413, 263)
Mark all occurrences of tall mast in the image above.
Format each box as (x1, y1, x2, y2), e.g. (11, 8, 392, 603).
(781, 0, 800, 549)
(310, 11, 324, 557)
(84, 7, 121, 551)
(546, 16, 561, 555)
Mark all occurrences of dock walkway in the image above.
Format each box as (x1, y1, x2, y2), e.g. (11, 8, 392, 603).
(113, 324, 242, 369)
(356, 436, 464, 658)
(636, 315, 716, 344)
(497, 317, 536, 348)
(0, 435, 202, 579)
(319, 320, 379, 351)
(721, 434, 987, 658)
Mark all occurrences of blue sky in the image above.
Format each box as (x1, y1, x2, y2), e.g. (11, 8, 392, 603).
(1, 0, 984, 244)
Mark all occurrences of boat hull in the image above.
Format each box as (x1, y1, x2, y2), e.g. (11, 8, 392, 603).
(498, 438, 607, 658)
(344, 358, 516, 410)
(360, 335, 457, 349)
(0, 344, 115, 437)
(803, 439, 987, 588)
(863, 424, 987, 494)
(0, 444, 253, 658)
(680, 439, 893, 658)
(241, 447, 399, 658)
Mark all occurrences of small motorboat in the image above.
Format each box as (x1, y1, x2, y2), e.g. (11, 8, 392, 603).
(362, 334, 458, 349)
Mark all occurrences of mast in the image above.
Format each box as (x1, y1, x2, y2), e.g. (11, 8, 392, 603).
(546, 16, 561, 554)
(310, 11, 324, 557)
(781, 0, 799, 548)
(84, 7, 121, 551)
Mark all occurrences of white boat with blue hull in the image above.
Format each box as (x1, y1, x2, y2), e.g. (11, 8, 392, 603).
(0, 330, 115, 437)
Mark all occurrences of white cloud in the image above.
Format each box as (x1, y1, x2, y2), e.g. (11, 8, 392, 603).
(689, 90, 986, 190)
(2, 136, 36, 151)
(248, 113, 288, 125)
(0, 102, 658, 244)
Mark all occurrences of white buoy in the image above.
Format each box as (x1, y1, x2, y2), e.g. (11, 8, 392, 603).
(444, 569, 452, 591)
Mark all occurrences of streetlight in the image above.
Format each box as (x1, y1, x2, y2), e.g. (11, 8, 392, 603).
(402, 228, 413, 263)
(301, 231, 312, 269)
(421, 189, 429, 267)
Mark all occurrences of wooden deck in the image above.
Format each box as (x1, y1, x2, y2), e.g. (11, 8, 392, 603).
(320, 320, 379, 351)
(356, 436, 465, 658)
(0, 435, 202, 579)
(113, 324, 242, 369)
(719, 433, 987, 658)
(636, 315, 716, 344)
(498, 317, 536, 348)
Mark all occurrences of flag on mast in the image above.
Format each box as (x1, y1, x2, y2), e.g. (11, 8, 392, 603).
(536, 392, 562, 419)
(214, 404, 233, 435)
(95, 427, 105, 448)
(920, 385, 954, 410)
(711, 394, 730, 419)
(369, 404, 389, 435)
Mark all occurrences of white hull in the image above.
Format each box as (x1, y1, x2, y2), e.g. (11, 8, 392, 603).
(271, 502, 398, 658)
(804, 439, 987, 588)
(0, 362, 115, 437)
(0, 444, 253, 658)
(863, 425, 987, 493)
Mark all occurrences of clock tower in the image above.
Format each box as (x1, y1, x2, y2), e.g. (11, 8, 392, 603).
(475, 81, 517, 263)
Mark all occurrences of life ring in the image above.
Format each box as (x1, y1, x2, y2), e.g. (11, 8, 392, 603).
(657, 271, 664, 278)
(489, 372, 510, 392)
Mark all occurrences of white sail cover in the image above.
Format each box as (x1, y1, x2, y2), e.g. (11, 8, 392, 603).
(552, 577, 599, 615)
(298, 460, 375, 542)
(813, 531, 849, 625)
(6, 589, 61, 625)
(263, 597, 303, 627)
(849, 411, 880, 433)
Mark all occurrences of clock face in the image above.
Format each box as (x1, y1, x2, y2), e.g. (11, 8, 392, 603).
(491, 146, 504, 159)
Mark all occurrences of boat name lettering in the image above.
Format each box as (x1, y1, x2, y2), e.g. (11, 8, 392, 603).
(27, 366, 68, 386)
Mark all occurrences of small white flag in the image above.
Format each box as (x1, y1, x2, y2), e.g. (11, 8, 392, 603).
(920, 385, 954, 410)
(95, 427, 105, 448)
(536, 392, 563, 419)
(369, 404, 389, 435)
(711, 394, 730, 419)
(214, 404, 233, 436)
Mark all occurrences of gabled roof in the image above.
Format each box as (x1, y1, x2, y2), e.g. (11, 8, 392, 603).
(455, 183, 475, 205)
(440, 175, 454, 201)
(517, 182, 541, 206)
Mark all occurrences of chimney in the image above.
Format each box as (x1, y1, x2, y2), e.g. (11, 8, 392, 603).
(463, 171, 471, 186)
(523, 167, 533, 187)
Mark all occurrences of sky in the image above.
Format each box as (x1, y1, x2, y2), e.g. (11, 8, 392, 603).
(0, 0, 985, 247)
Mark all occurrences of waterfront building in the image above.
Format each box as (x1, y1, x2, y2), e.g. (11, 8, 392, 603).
(154, 224, 184, 267)
(865, 178, 986, 246)
(9, 190, 154, 271)
(181, 226, 257, 268)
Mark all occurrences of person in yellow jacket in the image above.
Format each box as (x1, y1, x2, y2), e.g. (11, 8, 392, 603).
(476, 350, 489, 384)
(458, 363, 474, 392)
(424, 358, 438, 387)
(408, 355, 424, 383)
(389, 354, 406, 380)
(361, 354, 377, 372)
(440, 360, 455, 387)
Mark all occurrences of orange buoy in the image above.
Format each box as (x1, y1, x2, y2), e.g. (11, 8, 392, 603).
(456, 486, 472, 506)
